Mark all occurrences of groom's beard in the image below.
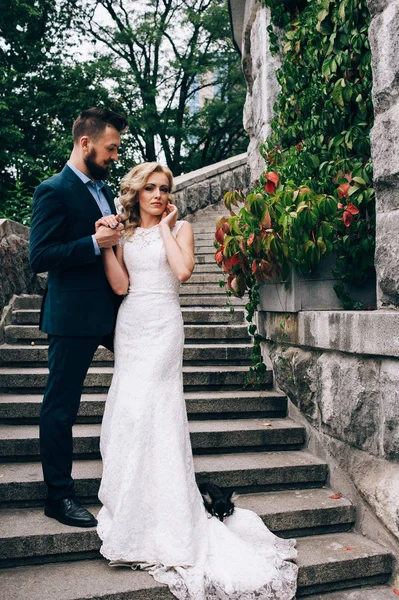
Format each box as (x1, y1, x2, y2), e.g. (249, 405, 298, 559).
(84, 149, 112, 180)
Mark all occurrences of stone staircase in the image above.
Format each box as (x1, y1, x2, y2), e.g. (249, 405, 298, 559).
(0, 202, 394, 599)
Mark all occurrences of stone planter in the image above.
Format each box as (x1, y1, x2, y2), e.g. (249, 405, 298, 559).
(258, 254, 376, 312)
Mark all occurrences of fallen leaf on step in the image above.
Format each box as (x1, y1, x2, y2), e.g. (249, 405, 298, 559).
(342, 547, 356, 551)
(329, 493, 342, 499)
(393, 589, 399, 596)
(262, 423, 272, 427)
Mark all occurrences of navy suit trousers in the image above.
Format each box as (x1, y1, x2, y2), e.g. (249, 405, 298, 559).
(40, 334, 102, 500)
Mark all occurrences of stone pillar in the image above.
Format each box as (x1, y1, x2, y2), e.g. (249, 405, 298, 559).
(241, 1, 281, 184)
(368, 0, 399, 308)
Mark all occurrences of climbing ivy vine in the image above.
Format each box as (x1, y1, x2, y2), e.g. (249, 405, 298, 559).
(215, 0, 375, 384)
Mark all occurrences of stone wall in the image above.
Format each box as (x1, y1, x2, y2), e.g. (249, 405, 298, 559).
(0, 219, 45, 316)
(238, 0, 280, 185)
(229, 0, 399, 567)
(173, 153, 249, 218)
(257, 309, 399, 559)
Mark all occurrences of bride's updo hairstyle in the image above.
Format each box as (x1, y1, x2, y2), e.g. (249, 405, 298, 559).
(119, 162, 174, 241)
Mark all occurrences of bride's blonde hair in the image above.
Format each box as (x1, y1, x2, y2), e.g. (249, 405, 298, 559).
(119, 162, 174, 241)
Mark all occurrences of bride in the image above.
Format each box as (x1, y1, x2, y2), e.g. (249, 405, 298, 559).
(95, 162, 298, 600)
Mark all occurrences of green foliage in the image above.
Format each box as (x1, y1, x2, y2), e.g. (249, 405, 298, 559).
(0, 0, 248, 223)
(214, 0, 375, 381)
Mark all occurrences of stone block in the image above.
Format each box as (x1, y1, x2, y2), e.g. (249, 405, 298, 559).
(0, 220, 44, 314)
(367, 0, 396, 18)
(316, 353, 382, 455)
(233, 165, 246, 191)
(174, 187, 187, 218)
(325, 436, 399, 543)
(267, 344, 320, 423)
(220, 170, 235, 197)
(379, 359, 399, 460)
(209, 177, 222, 204)
(266, 341, 399, 459)
(371, 101, 399, 182)
(375, 210, 399, 307)
(375, 176, 399, 212)
(368, 1, 399, 114)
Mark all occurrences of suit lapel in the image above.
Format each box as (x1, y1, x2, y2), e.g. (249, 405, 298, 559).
(61, 164, 118, 219)
(103, 184, 116, 215)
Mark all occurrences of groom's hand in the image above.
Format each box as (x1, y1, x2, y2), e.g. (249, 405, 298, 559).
(95, 215, 122, 231)
(95, 222, 124, 248)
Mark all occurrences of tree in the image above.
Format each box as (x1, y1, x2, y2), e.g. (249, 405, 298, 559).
(62, 0, 247, 175)
(0, 0, 248, 223)
(0, 0, 121, 216)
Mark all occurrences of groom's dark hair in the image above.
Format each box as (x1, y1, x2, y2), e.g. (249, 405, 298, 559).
(72, 107, 128, 143)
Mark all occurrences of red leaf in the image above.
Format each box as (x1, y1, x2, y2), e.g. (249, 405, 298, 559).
(342, 547, 356, 551)
(231, 253, 240, 265)
(393, 589, 399, 595)
(215, 227, 224, 245)
(342, 210, 353, 227)
(215, 250, 223, 264)
(252, 260, 258, 274)
(338, 183, 350, 198)
(346, 203, 359, 215)
(261, 210, 272, 229)
(265, 171, 280, 186)
(264, 181, 276, 194)
(222, 257, 233, 272)
(329, 493, 342, 499)
(226, 274, 234, 291)
(337, 202, 344, 209)
(248, 233, 255, 246)
(222, 222, 231, 234)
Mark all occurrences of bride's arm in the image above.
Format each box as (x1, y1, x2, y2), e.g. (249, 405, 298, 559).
(94, 216, 129, 295)
(102, 244, 129, 295)
(159, 218, 195, 283)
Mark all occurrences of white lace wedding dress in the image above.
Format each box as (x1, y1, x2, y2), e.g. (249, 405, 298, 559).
(97, 221, 298, 600)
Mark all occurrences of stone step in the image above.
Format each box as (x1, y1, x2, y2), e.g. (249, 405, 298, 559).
(192, 262, 222, 272)
(193, 227, 219, 235)
(10, 307, 245, 327)
(0, 343, 252, 368)
(3, 323, 250, 345)
(194, 232, 217, 240)
(0, 489, 356, 568)
(180, 284, 230, 295)
(194, 247, 217, 255)
(0, 389, 288, 424)
(305, 587, 396, 599)
(13, 295, 42, 310)
(195, 254, 218, 264)
(184, 273, 224, 284)
(180, 295, 245, 306)
(182, 308, 245, 324)
(0, 449, 330, 508)
(0, 418, 305, 462)
(0, 365, 270, 394)
(0, 533, 392, 597)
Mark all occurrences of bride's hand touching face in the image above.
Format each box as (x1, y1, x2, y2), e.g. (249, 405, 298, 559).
(161, 203, 178, 230)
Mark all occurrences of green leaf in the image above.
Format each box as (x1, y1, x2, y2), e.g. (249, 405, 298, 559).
(352, 176, 366, 185)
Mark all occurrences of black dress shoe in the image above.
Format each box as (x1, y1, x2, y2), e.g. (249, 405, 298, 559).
(44, 498, 97, 528)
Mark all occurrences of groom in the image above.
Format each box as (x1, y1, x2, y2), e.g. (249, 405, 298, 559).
(30, 107, 127, 527)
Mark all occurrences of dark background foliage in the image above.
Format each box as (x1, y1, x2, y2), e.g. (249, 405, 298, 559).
(0, 0, 248, 224)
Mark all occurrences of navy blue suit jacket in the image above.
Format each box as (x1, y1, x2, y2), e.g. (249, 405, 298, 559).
(30, 164, 117, 337)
